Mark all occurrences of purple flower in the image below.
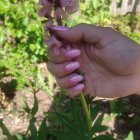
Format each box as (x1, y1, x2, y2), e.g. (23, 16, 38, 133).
(38, 0, 52, 17)
(60, 0, 79, 14)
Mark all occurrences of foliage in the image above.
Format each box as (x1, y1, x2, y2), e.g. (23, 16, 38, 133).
(0, 94, 114, 140)
(66, 0, 140, 43)
(0, 0, 48, 92)
(125, 131, 134, 140)
(50, 98, 113, 140)
(0, 93, 49, 140)
(0, 0, 140, 140)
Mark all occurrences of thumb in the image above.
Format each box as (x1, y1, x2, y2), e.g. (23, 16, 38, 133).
(52, 24, 107, 44)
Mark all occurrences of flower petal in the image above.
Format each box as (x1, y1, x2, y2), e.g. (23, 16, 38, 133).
(54, 8, 63, 18)
(38, 7, 48, 17)
(60, 0, 79, 14)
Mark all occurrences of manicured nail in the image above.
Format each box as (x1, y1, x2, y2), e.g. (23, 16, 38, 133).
(51, 26, 69, 31)
(70, 75, 83, 83)
(65, 62, 80, 71)
(73, 84, 84, 91)
(66, 49, 81, 57)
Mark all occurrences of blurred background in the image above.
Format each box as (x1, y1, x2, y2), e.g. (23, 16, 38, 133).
(0, 0, 140, 139)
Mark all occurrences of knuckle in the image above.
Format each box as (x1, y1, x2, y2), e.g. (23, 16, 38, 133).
(56, 75, 74, 88)
(67, 90, 80, 97)
(47, 47, 54, 59)
(105, 27, 115, 33)
(47, 61, 57, 76)
(77, 23, 88, 29)
(47, 61, 70, 78)
(55, 78, 61, 87)
(55, 78, 65, 88)
(47, 61, 52, 72)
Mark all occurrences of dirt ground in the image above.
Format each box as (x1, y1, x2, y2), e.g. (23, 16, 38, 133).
(0, 89, 53, 139)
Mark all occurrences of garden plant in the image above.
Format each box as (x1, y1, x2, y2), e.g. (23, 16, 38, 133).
(0, 0, 140, 140)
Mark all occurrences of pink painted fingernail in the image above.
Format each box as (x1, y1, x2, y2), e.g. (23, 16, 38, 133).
(73, 84, 84, 91)
(66, 49, 81, 57)
(51, 26, 69, 31)
(65, 62, 80, 71)
(70, 75, 83, 83)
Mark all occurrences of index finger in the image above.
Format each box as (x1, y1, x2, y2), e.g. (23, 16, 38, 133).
(47, 44, 81, 63)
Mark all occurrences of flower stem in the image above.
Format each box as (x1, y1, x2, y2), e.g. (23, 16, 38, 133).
(80, 92, 92, 131)
(54, 6, 92, 131)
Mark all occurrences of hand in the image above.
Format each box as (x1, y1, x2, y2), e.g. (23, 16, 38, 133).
(47, 24, 140, 98)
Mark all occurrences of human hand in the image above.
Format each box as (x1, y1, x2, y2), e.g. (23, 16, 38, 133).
(47, 24, 140, 98)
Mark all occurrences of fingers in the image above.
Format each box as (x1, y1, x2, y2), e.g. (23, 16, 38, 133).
(66, 84, 85, 97)
(47, 45, 81, 63)
(46, 36, 62, 55)
(55, 73, 83, 88)
(46, 35, 81, 63)
(47, 61, 80, 77)
(53, 24, 108, 44)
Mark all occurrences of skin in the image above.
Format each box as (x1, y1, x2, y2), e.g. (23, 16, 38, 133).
(47, 23, 140, 98)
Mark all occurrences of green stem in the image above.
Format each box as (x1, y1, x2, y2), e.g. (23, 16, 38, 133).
(55, 7, 92, 132)
(80, 92, 92, 130)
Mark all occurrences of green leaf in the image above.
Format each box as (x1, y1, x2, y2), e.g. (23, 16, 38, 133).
(0, 1, 10, 14)
(94, 114, 104, 127)
(36, 68, 53, 96)
(38, 117, 48, 140)
(0, 119, 14, 140)
(125, 131, 134, 140)
(89, 114, 106, 138)
(90, 104, 100, 122)
(70, 99, 85, 137)
(55, 112, 77, 134)
(93, 135, 114, 140)
(51, 130, 79, 140)
(15, 134, 27, 140)
(31, 93, 38, 116)
(90, 125, 109, 135)
(29, 117, 37, 140)
(21, 97, 31, 114)
(92, 0, 99, 10)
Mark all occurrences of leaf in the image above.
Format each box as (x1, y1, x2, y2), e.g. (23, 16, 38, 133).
(0, 119, 14, 140)
(90, 125, 109, 135)
(36, 68, 53, 96)
(21, 97, 31, 114)
(70, 99, 85, 138)
(92, 0, 99, 10)
(90, 104, 100, 122)
(93, 135, 114, 140)
(56, 113, 73, 127)
(31, 93, 38, 116)
(29, 118, 37, 140)
(51, 100, 88, 140)
(55, 112, 77, 134)
(38, 117, 48, 140)
(51, 130, 79, 140)
(94, 114, 104, 127)
(15, 134, 27, 140)
(54, 112, 83, 140)
(125, 131, 134, 140)
(89, 114, 106, 138)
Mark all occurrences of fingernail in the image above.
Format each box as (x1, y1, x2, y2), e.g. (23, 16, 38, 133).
(51, 26, 69, 31)
(66, 49, 81, 57)
(70, 75, 83, 83)
(73, 84, 84, 91)
(65, 62, 80, 71)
